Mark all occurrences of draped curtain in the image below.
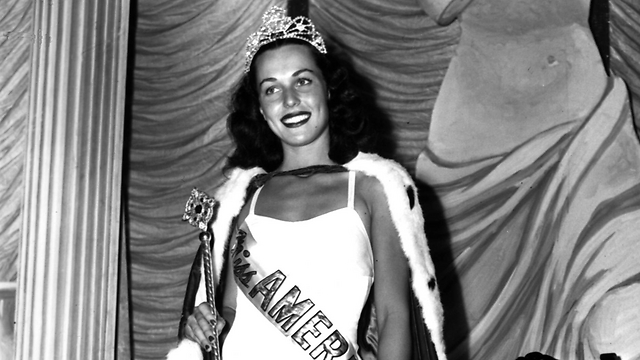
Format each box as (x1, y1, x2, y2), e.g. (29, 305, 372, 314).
(1, 0, 638, 359)
(0, 0, 31, 286)
(0, 0, 30, 355)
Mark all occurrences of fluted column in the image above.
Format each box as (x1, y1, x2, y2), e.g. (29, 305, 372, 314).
(15, 0, 130, 359)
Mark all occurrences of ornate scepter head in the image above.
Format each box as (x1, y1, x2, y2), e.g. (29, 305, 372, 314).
(182, 188, 218, 232)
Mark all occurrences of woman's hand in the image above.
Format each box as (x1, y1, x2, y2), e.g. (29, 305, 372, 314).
(183, 302, 226, 352)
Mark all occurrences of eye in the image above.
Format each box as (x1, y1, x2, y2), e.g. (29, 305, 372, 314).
(296, 78, 311, 87)
(264, 86, 280, 96)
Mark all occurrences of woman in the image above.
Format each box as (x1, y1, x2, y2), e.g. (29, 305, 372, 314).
(168, 6, 446, 360)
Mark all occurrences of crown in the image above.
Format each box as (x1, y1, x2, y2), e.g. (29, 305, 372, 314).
(245, 6, 327, 73)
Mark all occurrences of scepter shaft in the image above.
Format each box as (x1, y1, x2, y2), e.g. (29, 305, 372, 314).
(200, 231, 220, 360)
(183, 188, 221, 360)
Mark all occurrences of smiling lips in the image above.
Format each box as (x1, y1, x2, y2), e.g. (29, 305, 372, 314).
(281, 112, 311, 128)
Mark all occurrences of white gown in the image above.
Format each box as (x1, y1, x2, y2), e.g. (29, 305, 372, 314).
(222, 171, 374, 360)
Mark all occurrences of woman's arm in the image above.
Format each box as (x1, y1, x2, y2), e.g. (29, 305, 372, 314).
(362, 175, 412, 360)
(183, 232, 239, 352)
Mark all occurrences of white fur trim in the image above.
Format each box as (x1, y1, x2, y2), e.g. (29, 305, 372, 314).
(166, 339, 203, 360)
(193, 167, 265, 306)
(211, 167, 265, 280)
(190, 153, 447, 359)
(346, 152, 447, 360)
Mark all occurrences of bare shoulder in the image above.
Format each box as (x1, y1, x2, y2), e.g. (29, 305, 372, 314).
(347, 153, 414, 208)
(355, 173, 386, 206)
(352, 169, 374, 192)
(353, 173, 392, 234)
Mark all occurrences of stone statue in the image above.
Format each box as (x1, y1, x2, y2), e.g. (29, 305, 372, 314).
(416, 0, 640, 359)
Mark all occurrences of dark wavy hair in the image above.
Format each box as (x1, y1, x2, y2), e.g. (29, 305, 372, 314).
(225, 38, 376, 172)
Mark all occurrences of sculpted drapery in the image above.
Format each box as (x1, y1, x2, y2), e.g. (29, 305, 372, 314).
(418, 78, 640, 360)
(416, 0, 640, 359)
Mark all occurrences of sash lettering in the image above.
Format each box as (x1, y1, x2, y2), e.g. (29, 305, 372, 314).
(269, 286, 315, 331)
(311, 330, 350, 360)
(249, 270, 286, 310)
(231, 227, 361, 360)
(292, 310, 332, 350)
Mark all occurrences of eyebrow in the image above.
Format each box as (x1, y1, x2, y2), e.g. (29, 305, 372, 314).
(258, 68, 315, 87)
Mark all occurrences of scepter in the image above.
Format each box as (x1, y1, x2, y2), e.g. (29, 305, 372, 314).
(182, 188, 221, 360)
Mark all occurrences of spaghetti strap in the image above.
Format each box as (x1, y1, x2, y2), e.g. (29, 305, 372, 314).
(348, 171, 356, 209)
(249, 185, 264, 215)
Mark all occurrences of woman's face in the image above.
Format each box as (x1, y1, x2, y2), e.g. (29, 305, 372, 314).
(254, 44, 330, 151)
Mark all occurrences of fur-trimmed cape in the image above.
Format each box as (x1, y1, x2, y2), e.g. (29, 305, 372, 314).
(167, 152, 446, 360)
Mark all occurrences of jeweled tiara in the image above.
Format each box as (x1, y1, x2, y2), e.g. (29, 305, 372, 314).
(245, 6, 327, 73)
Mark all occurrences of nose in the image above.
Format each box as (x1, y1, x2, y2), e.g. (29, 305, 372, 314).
(283, 88, 300, 108)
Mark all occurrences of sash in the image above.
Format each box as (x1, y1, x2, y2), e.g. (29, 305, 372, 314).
(231, 225, 361, 360)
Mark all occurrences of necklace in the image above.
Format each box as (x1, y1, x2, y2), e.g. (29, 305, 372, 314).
(277, 164, 346, 177)
(251, 164, 347, 188)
